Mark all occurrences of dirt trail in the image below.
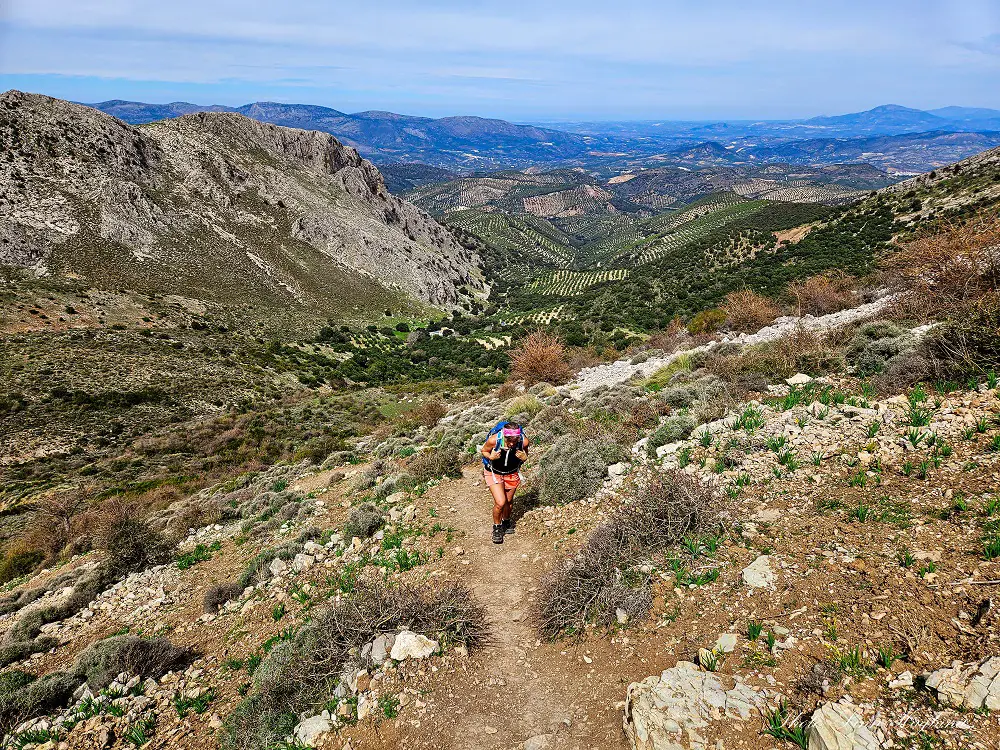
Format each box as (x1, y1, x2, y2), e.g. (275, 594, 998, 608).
(366, 467, 635, 750)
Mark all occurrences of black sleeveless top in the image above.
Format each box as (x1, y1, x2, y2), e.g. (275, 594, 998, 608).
(484, 436, 525, 475)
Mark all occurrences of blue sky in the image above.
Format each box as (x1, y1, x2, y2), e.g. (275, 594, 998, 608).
(1, 1, 998, 121)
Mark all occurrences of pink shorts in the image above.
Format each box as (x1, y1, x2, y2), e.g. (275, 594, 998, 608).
(484, 470, 521, 491)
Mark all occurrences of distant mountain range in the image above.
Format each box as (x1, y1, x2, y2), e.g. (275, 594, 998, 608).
(86, 99, 1000, 173)
(89, 100, 610, 170)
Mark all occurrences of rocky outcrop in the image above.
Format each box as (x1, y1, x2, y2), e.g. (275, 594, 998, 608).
(623, 661, 765, 750)
(0, 90, 486, 313)
(808, 699, 881, 750)
(924, 657, 1000, 711)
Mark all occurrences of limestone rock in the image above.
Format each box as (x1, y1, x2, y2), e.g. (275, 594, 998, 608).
(924, 657, 1000, 710)
(741, 555, 776, 589)
(293, 715, 332, 747)
(807, 698, 880, 750)
(268, 557, 288, 576)
(714, 633, 738, 653)
(786, 373, 814, 386)
(371, 632, 396, 664)
(292, 553, 315, 572)
(389, 630, 438, 661)
(623, 661, 765, 750)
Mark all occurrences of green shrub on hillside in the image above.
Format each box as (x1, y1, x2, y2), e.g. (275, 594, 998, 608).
(344, 503, 384, 539)
(646, 415, 697, 458)
(73, 635, 190, 690)
(538, 434, 626, 506)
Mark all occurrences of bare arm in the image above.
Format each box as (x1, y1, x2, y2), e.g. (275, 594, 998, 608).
(481, 434, 500, 460)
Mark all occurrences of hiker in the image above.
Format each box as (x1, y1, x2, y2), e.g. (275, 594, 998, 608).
(481, 421, 530, 545)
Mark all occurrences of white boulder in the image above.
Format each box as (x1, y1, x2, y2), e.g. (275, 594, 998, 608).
(808, 698, 880, 750)
(741, 555, 776, 589)
(389, 630, 438, 661)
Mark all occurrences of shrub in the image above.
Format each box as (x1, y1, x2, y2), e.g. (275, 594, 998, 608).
(538, 434, 626, 506)
(722, 289, 782, 332)
(219, 580, 487, 750)
(407, 448, 463, 483)
(505, 394, 543, 421)
(0, 670, 81, 735)
(640, 355, 692, 391)
(238, 543, 303, 588)
(846, 327, 914, 377)
(887, 213, 1000, 319)
(920, 293, 1000, 377)
(73, 635, 191, 690)
(705, 330, 833, 385)
(535, 472, 721, 637)
(0, 588, 46, 618)
(0, 637, 58, 669)
(0, 545, 45, 585)
(646, 415, 697, 457)
(687, 309, 726, 335)
(509, 331, 571, 386)
(99, 517, 174, 578)
(657, 384, 700, 408)
(343, 503, 384, 539)
(412, 400, 447, 428)
(787, 273, 856, 315)
(203, 581, 245, 614)
(5, 563, 117, 643)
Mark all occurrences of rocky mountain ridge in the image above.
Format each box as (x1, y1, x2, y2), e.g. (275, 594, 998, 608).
(0, 90, 486, 323)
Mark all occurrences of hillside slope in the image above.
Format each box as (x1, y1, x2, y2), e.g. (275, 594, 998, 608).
(0, 91, 486, 323)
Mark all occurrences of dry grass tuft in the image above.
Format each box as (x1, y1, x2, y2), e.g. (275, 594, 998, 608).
(535, 472, 722, 638)
(509, 331, 572, 386)
(787, 272, 857, 316)
(220, 580, 487, 750)
(887, 212, 1000, 320)
(73, 635, 191, 689)
(722, 289, 783, 333)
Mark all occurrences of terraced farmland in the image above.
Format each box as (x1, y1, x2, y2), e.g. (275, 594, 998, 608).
(731, 179, 867, 204)
(528, 268, 630, 296)
(633, 200, 769, 264)
(447, 210, 575, 267)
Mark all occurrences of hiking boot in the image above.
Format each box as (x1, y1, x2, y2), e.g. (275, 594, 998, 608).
(492, 524, 504, 544)
(502, 518, 515, 535)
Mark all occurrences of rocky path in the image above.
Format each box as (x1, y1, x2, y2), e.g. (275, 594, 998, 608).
(372, 467, 631, 750)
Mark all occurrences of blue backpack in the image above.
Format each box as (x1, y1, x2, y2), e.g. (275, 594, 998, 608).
(482, 422, 523, 468)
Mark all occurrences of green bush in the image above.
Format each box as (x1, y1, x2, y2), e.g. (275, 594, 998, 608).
(0, 637, 58, 669)
(407, 448, 464, 483)
(0, 670, 81, 735)
(101, 518, 175, 578)
(343, 503, 384, 540)
(657, 384, 700, 408)
(0, 548, 45, 585)
(646, 415, 697, 458)
(538, 434, 625, 506)
(73, 635, 190, 690)
(687, 309, 726, 334)
(846, 322, 913, 376)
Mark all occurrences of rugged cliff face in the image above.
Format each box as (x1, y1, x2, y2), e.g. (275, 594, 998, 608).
(0, 91, 486, 316)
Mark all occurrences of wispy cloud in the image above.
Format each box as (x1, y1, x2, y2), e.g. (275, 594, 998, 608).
(1, 0, 998, 119)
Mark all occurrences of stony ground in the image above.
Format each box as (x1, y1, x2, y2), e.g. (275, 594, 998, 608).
(5, 355, 1000, 750)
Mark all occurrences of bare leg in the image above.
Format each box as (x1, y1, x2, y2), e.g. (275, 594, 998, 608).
(488, 477, 508, 525)
(502, 485, 517, 522)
